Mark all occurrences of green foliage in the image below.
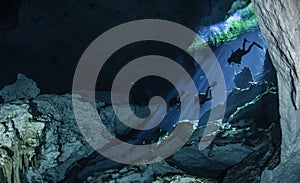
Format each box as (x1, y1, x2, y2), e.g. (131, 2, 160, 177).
(188, 3, 259, 52)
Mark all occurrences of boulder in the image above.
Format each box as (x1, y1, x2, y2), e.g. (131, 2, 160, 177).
(0, 74, 40, 102)
(234, 67, 253, 89)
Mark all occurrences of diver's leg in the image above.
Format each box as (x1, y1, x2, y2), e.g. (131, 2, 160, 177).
(208, 89, 212, 98)
(247, 42, 263, 52)
(253, 41, 263, 49)
(246, 42, 255, 52)
(205, 87, 210, 98)
(242, 38, 247, 50)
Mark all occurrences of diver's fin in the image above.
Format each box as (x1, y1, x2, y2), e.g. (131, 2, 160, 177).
(208, 81, 218, 90)
(254, 42, 263, 49)
(244, 38, 250, 43)
(210, 81, 217, 88)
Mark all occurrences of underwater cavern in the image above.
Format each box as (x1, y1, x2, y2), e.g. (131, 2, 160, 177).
(0, 0, 299, 182)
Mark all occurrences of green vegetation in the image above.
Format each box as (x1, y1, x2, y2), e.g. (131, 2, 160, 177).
(188, 3, 259, 52)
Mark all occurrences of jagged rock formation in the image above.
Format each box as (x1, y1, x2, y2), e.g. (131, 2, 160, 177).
(0, 69, 280, 182)
(0, 74, 40, 102)
(252, 0, 300, 182)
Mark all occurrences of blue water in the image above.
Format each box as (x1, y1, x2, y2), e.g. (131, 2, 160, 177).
(135, 29, 267, 142)
(214, 29, 267, 92)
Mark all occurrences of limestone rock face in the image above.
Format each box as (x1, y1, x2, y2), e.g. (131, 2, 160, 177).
(252, 0, 300, 181)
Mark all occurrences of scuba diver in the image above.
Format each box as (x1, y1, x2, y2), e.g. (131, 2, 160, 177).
(227, 38, 263, 65)
(168, 91, 186, 108)
(195, 81, 217, 106)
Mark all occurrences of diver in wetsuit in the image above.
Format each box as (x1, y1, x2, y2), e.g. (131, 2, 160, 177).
(227, 38, 263, 65)
(195, 81, 217, 106)
(168, 91, 186, 108)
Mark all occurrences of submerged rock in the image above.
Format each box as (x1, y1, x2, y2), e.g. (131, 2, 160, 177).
(85, 161, 184, 183)
(259, 51, 277, 85)
(234, 66, 253, 89)
(0, 74, 40, 102)
(166, 82, 280, 181)
(84, 161, 216, 183)
(199, 81, 272, 125)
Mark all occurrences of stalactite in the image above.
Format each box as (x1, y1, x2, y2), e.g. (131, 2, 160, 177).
(0, 104, 44, 183)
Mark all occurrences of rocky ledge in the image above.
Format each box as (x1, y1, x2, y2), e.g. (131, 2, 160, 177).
(0, 66, 280, 183)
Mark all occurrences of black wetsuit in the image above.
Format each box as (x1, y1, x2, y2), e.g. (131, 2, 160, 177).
(228, 39, 263, 65)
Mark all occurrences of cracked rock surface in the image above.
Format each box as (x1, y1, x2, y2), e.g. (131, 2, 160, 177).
(252, 0, 300, 182)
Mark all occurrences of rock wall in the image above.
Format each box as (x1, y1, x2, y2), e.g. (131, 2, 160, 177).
(252, 0, 300, 182)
